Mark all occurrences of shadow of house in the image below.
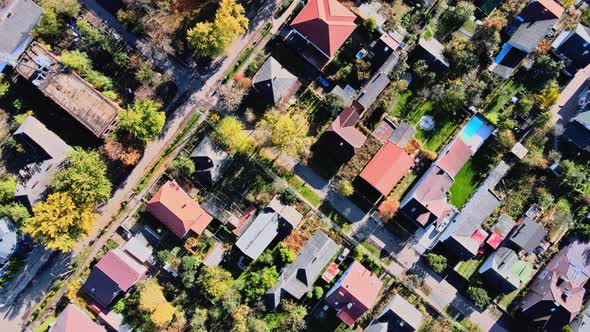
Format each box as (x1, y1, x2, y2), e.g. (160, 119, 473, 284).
(190, 137, 232, 188)
(13, 116, 72, 210)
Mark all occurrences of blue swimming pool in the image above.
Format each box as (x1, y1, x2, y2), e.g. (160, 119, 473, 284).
(462, 115, 493, 141)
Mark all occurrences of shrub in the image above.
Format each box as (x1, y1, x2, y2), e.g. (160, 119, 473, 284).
(467, 286, 491, 309)
(425, 253, 447, 273)
(337, 179, 354, 197)
(379, 199, 399, 221)
(313, 286, 324, 299)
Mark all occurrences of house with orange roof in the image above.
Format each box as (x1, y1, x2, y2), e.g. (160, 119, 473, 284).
(50, 303, 105, 332)
(146, 180, 213, 239)
(325, 260, 383, 326)
(287, 0, 357, 68)
(358, 141, 414, 201)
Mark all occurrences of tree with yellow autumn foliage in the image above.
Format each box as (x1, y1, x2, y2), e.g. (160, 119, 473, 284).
(21, 192, 96, 251)
(187, 0, 249, 57)
(256, 109, 312, 158)
(139, 281, 176, 329)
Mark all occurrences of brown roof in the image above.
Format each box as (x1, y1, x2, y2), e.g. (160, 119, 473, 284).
(328, 106, 366, 149)
(147, 180, 213, 238)
(15, 42, 120, 138)
(50, 304, 105, 332)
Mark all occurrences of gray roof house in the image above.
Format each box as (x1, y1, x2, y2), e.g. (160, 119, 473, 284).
(13, 116, 72, 209)
(507, 216, 547, 254)
(439, 161, 510, 260)
(0, 0, 43, 72)
(365, 294, 425, 332)
(265, 231, 339, 309)
(190, 137, 231, 187)
(354, 50, 399, 111)
(478, 247, 532, 293)
(235, 196, 303, 260)
(122, 233, 153, 264)
(252, 56, 301, 106)
(0, 218, 17, 271)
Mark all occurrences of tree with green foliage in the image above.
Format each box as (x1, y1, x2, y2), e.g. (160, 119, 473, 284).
(364, 16, 378, 32)
(190, 307, 208, 332)
(33, 8, 61, 40)
(0, 75, 10, 98)
(60, 50, 93, 73)
(412, 59, 436, 86)
(216, 116, 254, 154)
(187, 0, 249, 57)
(241, 266, 278, 303)
(53, 147, 112, 205)
(118, 99, 165, 143)
(41, 0, 80, 17)
(180, 255, 200, 289)
(170, 154, 195, 178)
(439, 86, 466, 113)
(0, 176, 16, 203)
(197, 266, 233, 301)
(0, 203, 30, 226)
(561, 160, 589, 195)
(425, 253, 447, 273)
(562, 325, 573, 332)
(466, 286, 491, 309)
(437, 2, 475, 38)
(524, 55, 564, 92)
(471, 22, 501, 67)
(583, 8, 590, 26)
(278, 300, 307, 332)
(337, 179, 354, 197)
(313, 286, 324, 299)
(21, 192, 96, 251)
(278, 247, 295, 265)
(321, 93, 345, 116)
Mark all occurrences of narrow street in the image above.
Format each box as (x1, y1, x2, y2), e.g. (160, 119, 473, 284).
(0, 0, 290, 330)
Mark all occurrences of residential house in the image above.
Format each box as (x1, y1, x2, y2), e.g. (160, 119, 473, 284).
(235, 196, 303, 260)
(146, 180, 213, 239)
(190, 137, 231, 187)
(439, 161, 510, 260)
(571, 299, 590, 332)
(367, 30, 405, 69)
(490, 0, 564, 79)
(400, 114, 494, 228)
(354, 49, 400, 112)
(414, 37, 449, 74)
(82, 249, 148, 308)
(202, 242, 225, 267)
(288, 0, 357, 69)
(486, 214, 516, 249)
(50, 303, 105, 332)
(520, 241, 590, 331)
(325, 260, 383, 326)
(252, 56, 301, 106)
(478, 247, 532, 293)
(16, 42, 120, 138)
(313, 106, 366, 174)
(564, 111, 590, 152)
(507, 216, 547, 254)
(265, 231, 340, 309)
(329, 85, 355, 107)
(13, 116, 72, 209)
(0, 218, 17, 275)
(552, 23, 590, 75)
(556, 64, 590, 151)
(0, 0, 43, 72)
(358, 141, 414, 202)
(365, 294, 425, 332)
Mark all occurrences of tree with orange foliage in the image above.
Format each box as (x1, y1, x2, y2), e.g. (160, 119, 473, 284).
(379, 199, 399, 222)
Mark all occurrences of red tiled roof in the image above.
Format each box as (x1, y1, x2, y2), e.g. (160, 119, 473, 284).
(438, 138, 472, 178)
(326, 261, 382, 325)
(147, 180, 213, 238)
(291, 0, 357, 57)
(359, 142, 414, 196)
(50, 304, 104, 332)
(96, 249, 147, 292)
(537, 0, 564, 18)
(471, 229, 489, 245)
(486, 233, 503, 249)
(328, 106, 366, 149)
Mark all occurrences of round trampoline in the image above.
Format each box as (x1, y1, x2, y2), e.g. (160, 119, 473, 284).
(419, 115, 435, 131)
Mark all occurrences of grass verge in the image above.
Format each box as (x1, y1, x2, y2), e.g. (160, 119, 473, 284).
(286, 175, 322, 207)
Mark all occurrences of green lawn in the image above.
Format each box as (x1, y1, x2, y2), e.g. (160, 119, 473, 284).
(484, 80, 523, 125)
(454, 258, 482, 280)
(287, 175, 322, 207)
(449, 159, 479, 208)
(391, 90, 414, 117)
(498, 289, 519, 309)
(415, 119, 458, 152)
(319, 202, 348, 226)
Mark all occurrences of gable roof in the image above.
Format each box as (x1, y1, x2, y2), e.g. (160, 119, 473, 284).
(522, 241, 590, 324)
(328, 106, 366, 149)
(123, 233, 153, 264)
(252, 57, 300, 105)
(366, 294, 425, 332)
(290, 0, 357, 58)
(522, 0, 564, 20)
(508, 217, 547, 253)
(13, 116, 71, 160)
(0, 0, 43, 70)
(83, 249, 147, 307)
(147, 180, 213, 238)
(277, 231, 339, 299)
(202, 242, 225, 267)
(236, 197, 302, 259)
(50, 304, 105, 332)
(479, 247, 532, 290)
(508, 19, 558, 53)
(359, 142, 414, 196)
(190, 136, 231, 183)
(417, 37, 449, 67)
